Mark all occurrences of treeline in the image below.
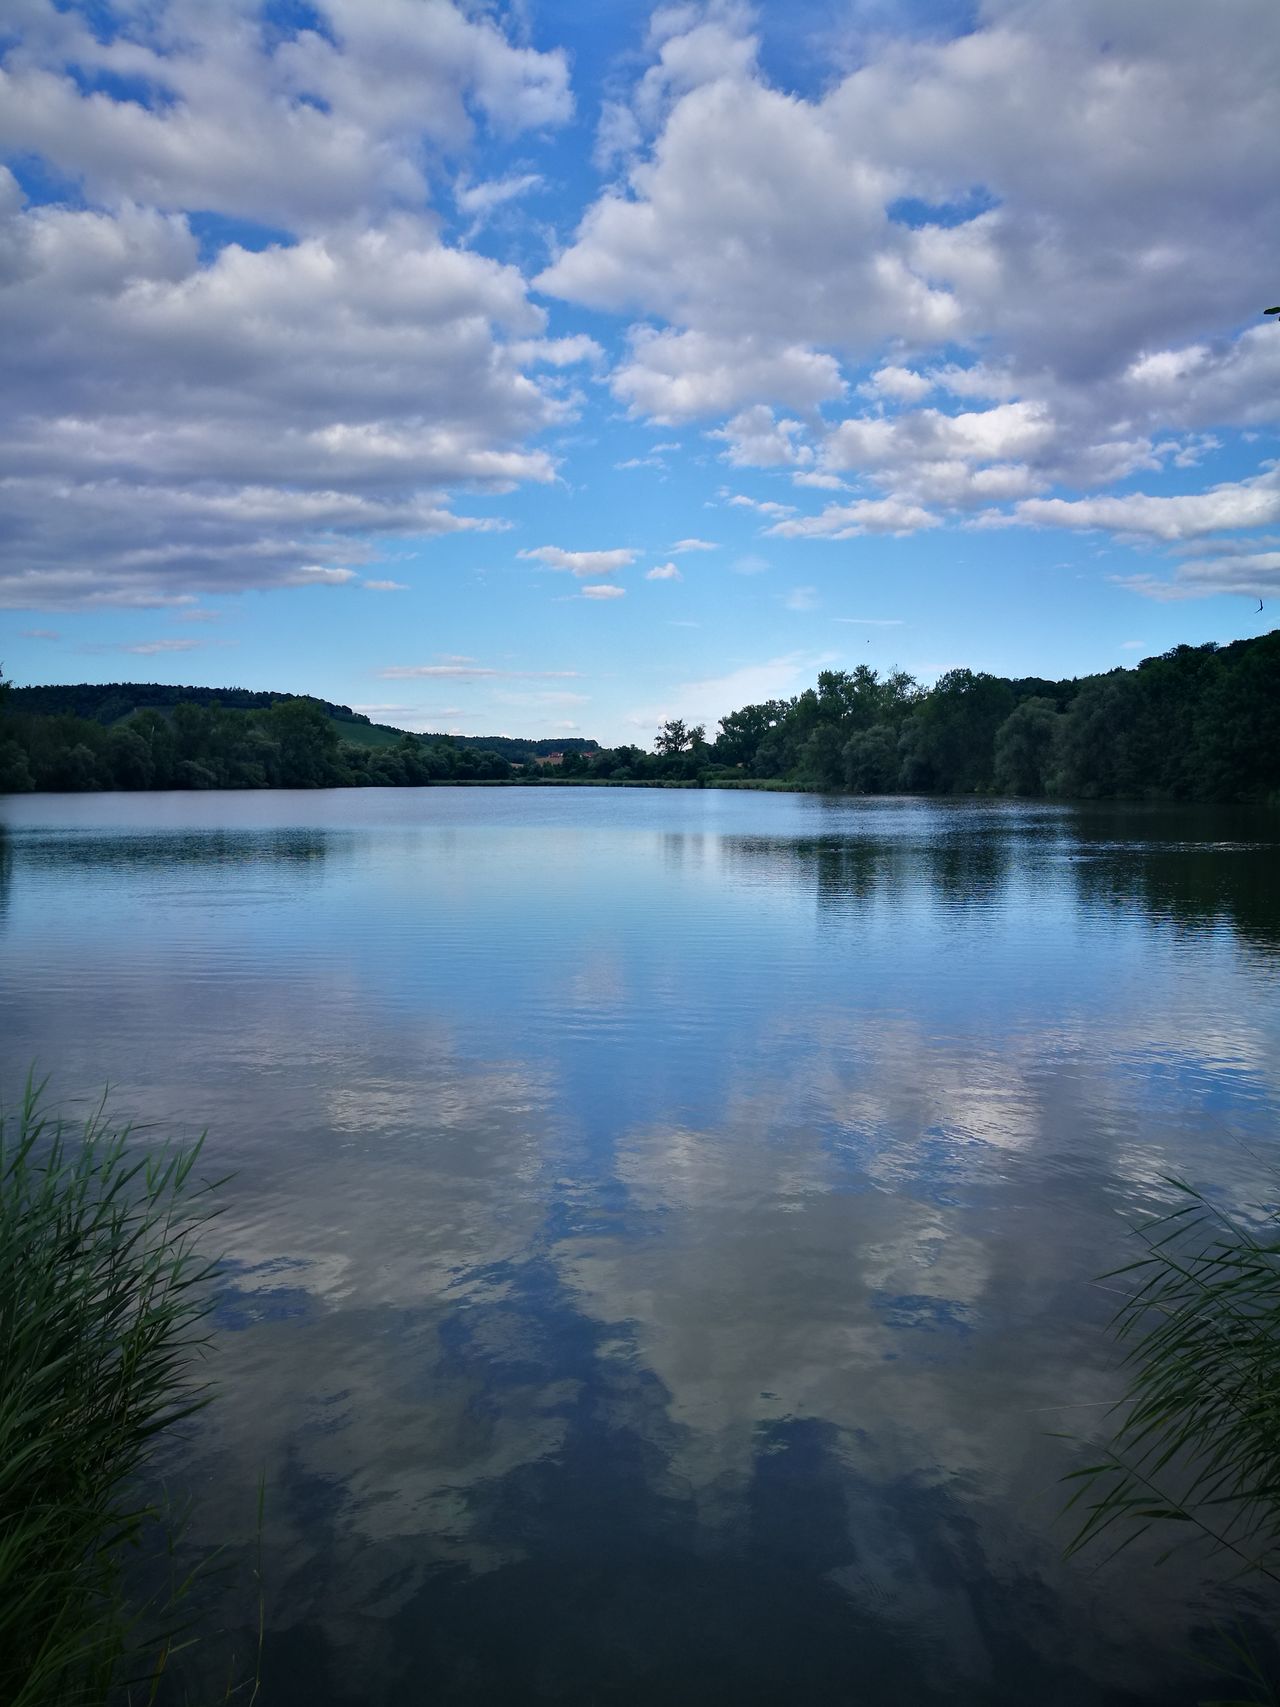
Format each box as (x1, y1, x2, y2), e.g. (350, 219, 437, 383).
(4, 682, 598, 762)
(582, 631, 1278, 803)
(0, 695, 526, 792)
(2, 633, 1276, 799)
(6, 680, 373, 725)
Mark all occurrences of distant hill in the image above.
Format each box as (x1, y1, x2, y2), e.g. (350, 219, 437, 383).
(6, 683, 599, 759)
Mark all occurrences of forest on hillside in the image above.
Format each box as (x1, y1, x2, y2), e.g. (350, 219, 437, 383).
(0, 632, 1276, 801)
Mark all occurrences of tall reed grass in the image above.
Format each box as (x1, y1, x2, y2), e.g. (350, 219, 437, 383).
(0, 1078, 226, 1706)
(1064, 1180, 1280, 1704)
(1064, 1181, 1280, 1579)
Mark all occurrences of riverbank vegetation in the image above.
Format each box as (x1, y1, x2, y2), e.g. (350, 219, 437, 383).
(2, 630, 1276, 802)
(0, 1081, 229, 1706)
(1065, 1182, 1280, 1700)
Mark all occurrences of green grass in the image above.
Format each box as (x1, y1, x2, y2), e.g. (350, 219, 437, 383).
(1064, 1181, 1280, 1703)
(1064, 1182, 1280, 1581)
(0, 1079, 229, 1707)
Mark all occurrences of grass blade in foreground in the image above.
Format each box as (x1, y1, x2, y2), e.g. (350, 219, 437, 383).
(1064, 1181, 1280, 1581)
(0, 1077, 226, 1706)
(1063, 1181, 1280, 1703)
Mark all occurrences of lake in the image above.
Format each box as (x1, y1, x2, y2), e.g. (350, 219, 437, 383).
(2, 786, 1278, 1705)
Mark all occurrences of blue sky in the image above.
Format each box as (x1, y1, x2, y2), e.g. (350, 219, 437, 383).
(1, 0, 1278, 743)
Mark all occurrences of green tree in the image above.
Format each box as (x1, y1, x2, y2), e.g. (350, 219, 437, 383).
(655, 718, 704, 756)
(796, 723, 847, 790)
(993, 697, 1059, 796)
(842, 724, 900, 793)
(1051, 678, 1135, 798)
(901, 670, 1015, 793)
(0, 741, 34, 793)
(265, 698, 342, 787)
(714, 700, 789, 767)
(106, 726, 155, 790)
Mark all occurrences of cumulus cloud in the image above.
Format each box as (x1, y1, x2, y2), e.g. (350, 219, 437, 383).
(580, 583, 626, 600)
(671, 537, 718, 553)
(714, 406, 814, 468)
(0, 189, 564, 607)
(645, 562, 682, 580)
(0, 0, 571, 228)
(609, 329, 844, 424)
(540, 0, 1280, 544)
(518, 545, 639, 576)
(868, 365, 933, 403)
(815, 399, 1063, 507)
(0, 0, 580, 611)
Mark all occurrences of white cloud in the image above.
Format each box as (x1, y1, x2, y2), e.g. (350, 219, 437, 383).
(671, 537, 718, 553)
(0, 0, 571, 229)
(540, 58, 957, 356)
(714, 405, 813, 468)
(362, 579, 408, 591)
(518, 545, 639, 576)
(454, 171, 544, 229)
(626, 650, 834, 734)
(539, 0, 1280, 539)
(608, 328, 844, 424)
(377, 663, 580, 680)
(826, 401, 1053, 473)
(114, 637, 204, 655)
(0, 182, 569, 608)
(508, 334, 604, 368)
(784, 585, 818, 611)
(792, 471, 845, 490)
(291, 566, 359, 586)
(768, 498, 940, 538)
(869, 365, 933, 403)
(1012, 469, 1280, 543)
(0, 0, 581, 611)
(725, 494, 796, 518)
(580, 583, 626, 600)
(1122, 550, 1280, 601)
(645, 562, 683, 580)
(817, 399, 1060, 506)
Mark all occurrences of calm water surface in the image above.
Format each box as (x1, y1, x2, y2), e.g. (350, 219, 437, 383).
(2, 787, 1278, 1705)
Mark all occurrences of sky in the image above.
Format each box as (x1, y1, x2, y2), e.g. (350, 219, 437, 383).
(1, 0, 1278, 746)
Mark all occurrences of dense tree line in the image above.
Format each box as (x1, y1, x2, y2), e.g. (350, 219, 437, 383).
(4, 682, 597, 763)
(0, 692, 523, 792)
(589, 632, 1277, 803)
(1, 632, 1275, 799)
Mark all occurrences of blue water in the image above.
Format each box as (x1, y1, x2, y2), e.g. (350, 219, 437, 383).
(2, 786, 1278, 1704)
